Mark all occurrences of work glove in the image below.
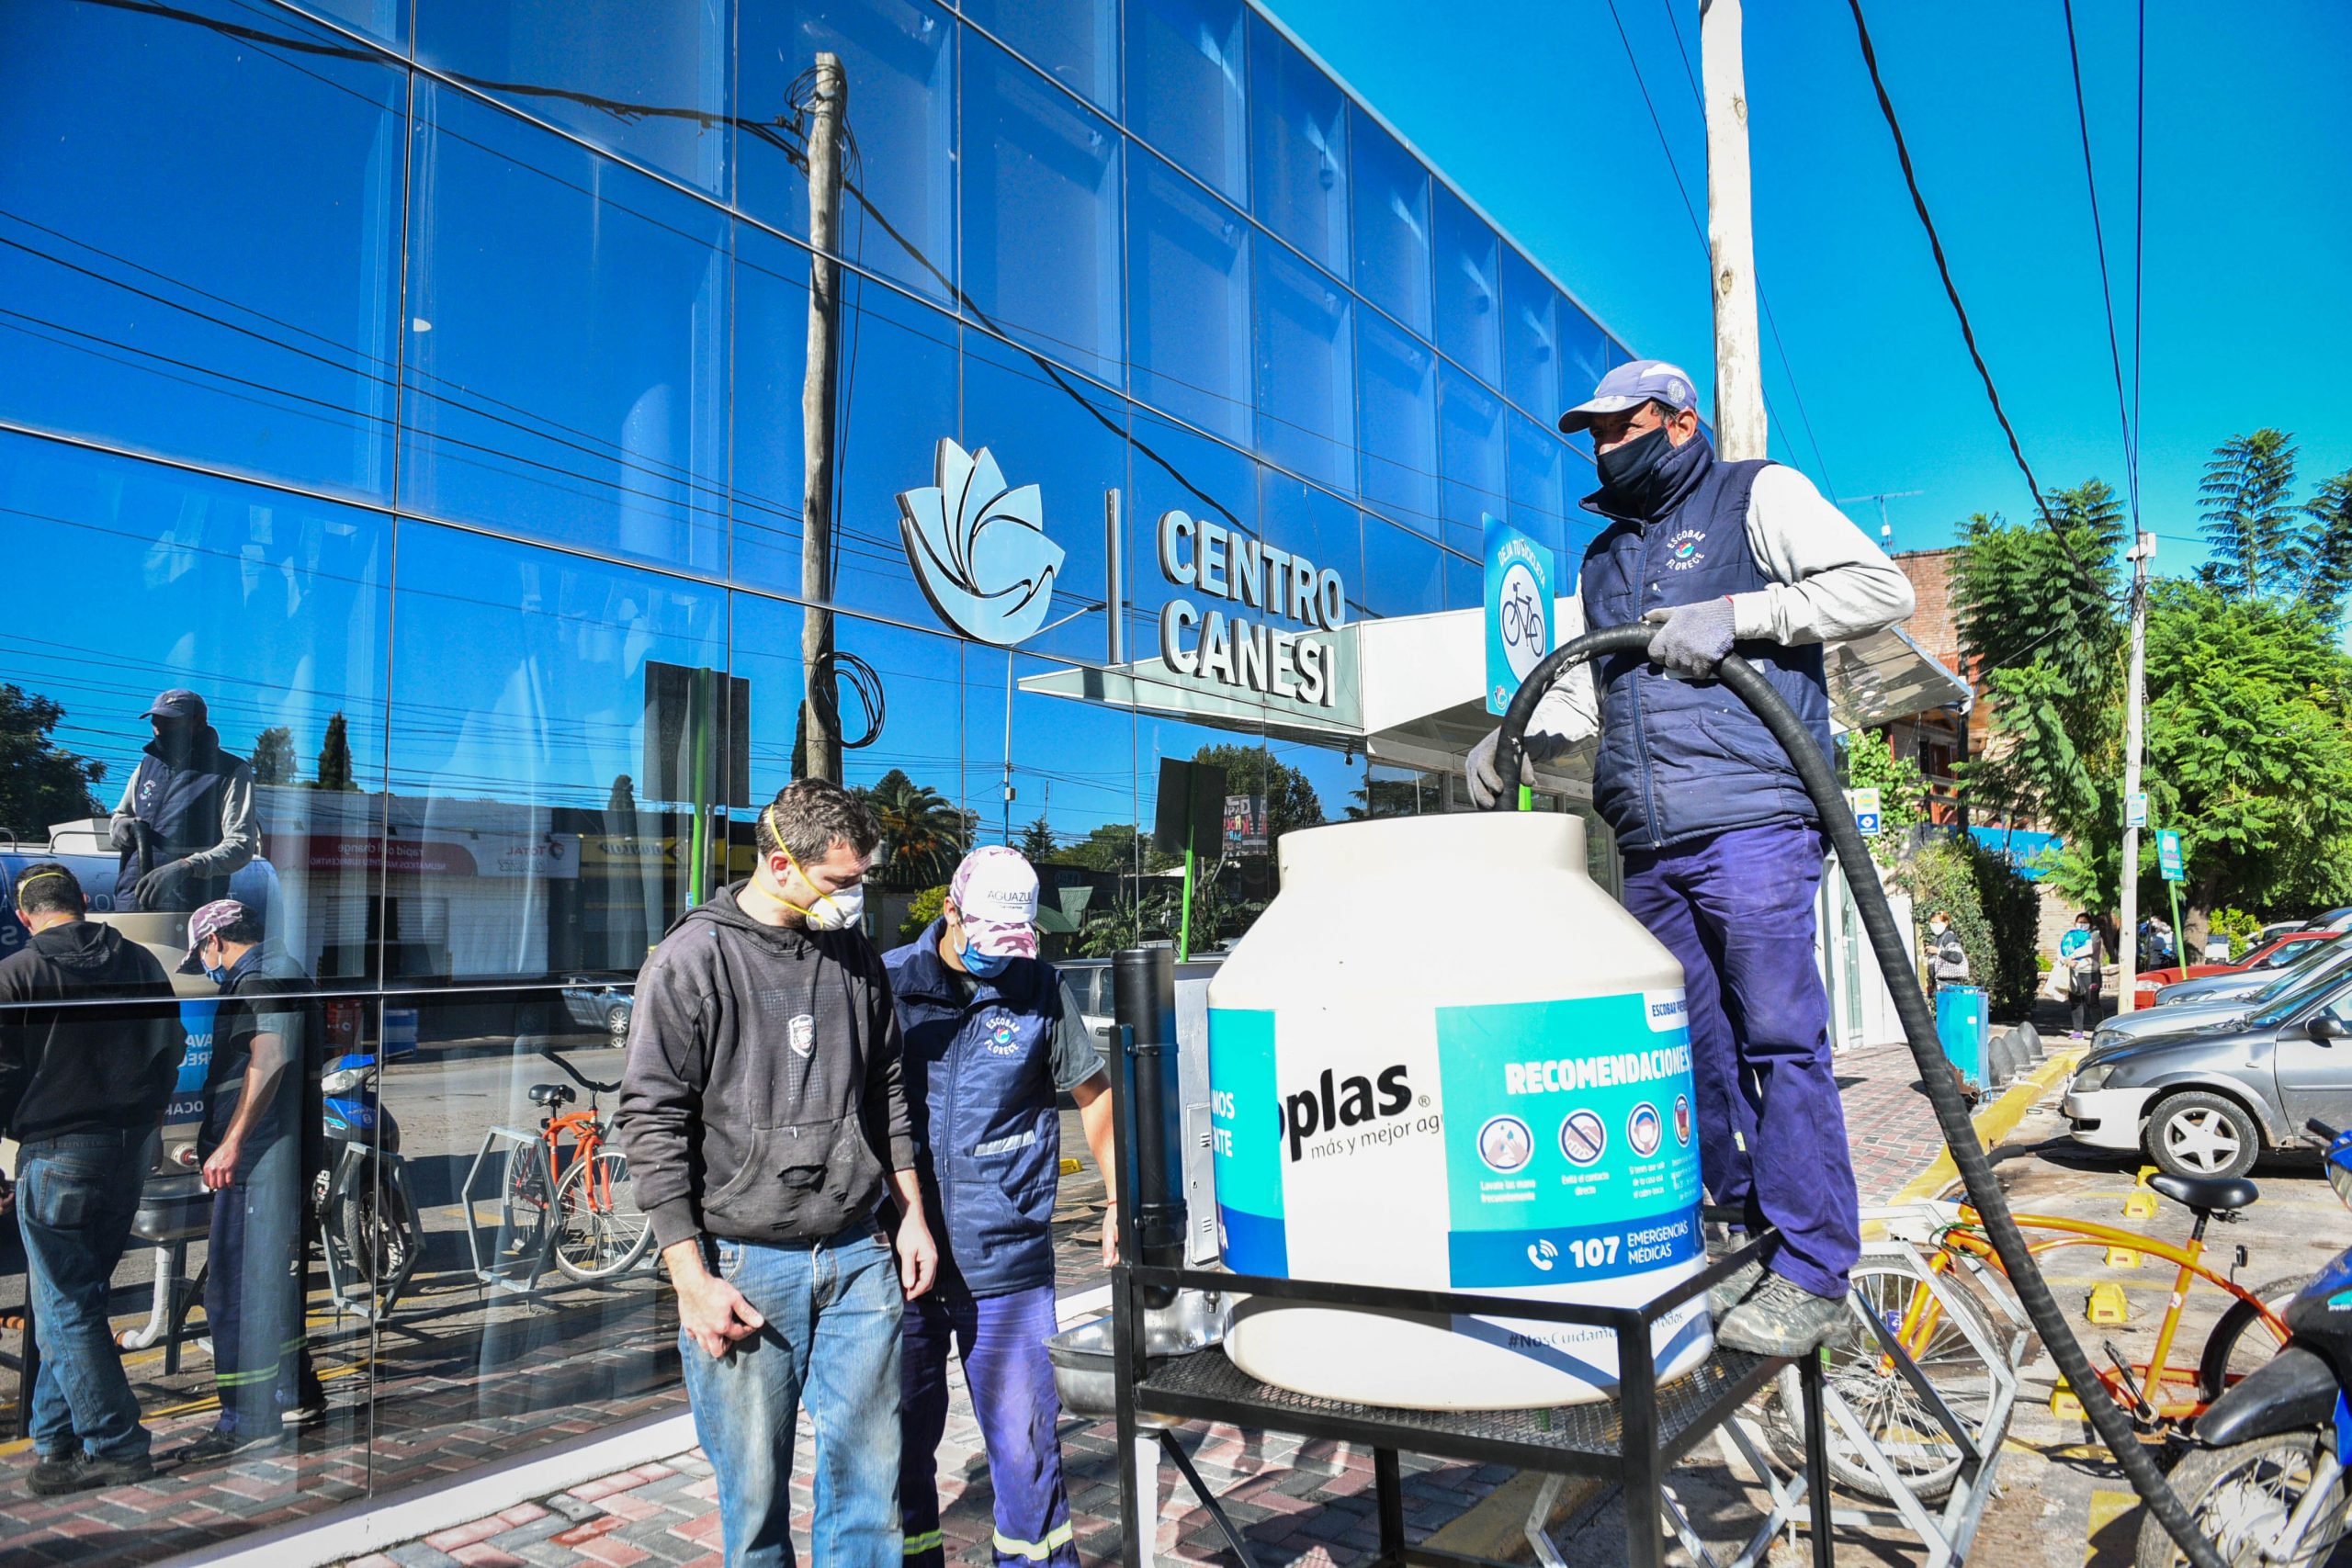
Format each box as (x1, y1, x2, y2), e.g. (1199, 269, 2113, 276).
(1464, 687, 1582, 808)
(109, 816, 139, 852)
(132, 858, 191, 911)
(1643, 597, 1737, 679)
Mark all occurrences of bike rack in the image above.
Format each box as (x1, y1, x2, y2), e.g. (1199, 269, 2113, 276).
(460, 1126, 557, 1295)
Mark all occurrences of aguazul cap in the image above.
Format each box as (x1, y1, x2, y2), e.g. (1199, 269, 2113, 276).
(949, 845, 1040, 959)
(184, 897, 252, 965)
(142, 688, 207, 721)
(1557, 359, 1699, 434)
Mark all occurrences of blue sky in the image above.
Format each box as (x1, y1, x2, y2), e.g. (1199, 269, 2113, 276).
(1266, 0, 2352, 578)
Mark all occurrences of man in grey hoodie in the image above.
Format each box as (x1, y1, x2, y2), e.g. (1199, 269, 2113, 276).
(618, 779, 937, 1568)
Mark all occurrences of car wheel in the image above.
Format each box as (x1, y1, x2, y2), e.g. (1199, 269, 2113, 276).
(2144, 1090, 2261, 1180)
(605, 1004, 631, 1047)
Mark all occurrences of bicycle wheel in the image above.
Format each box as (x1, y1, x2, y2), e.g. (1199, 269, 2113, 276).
(2197, 1274, 2307, 1404)
(2134, 1427, 2349, 1568)
(1762, 1258, 2002, 1504)
(552, 1149, 653, 1282)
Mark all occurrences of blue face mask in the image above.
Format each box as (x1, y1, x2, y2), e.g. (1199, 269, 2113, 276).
(204, 964, 230, 986)
(959, 941, 1011, 978)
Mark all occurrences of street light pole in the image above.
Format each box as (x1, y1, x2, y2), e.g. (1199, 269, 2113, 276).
(2117, 531, 2154, 1011)
(1701, 0, 1766, 460)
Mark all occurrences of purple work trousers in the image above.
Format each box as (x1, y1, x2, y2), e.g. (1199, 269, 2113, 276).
(1619, 818, 1859, 1300)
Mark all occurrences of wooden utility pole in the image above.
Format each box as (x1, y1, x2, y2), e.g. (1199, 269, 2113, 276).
(1701, 0, 1767, 460)
(797, 53, 846, 784)
(2117, 532, 2154, 1010)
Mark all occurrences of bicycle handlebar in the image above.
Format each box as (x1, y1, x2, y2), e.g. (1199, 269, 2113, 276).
(537, 1046, 620, 1098)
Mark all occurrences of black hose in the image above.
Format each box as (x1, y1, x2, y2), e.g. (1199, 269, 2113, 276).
(1491, 624, 2228, 1568)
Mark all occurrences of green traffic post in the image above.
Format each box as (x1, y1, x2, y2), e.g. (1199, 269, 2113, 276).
(1516, 784, 1532, 812)
(1176, 768, 1195, 962)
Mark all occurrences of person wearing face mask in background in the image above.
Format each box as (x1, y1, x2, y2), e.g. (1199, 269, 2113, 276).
(882, 847, 1117, 1568)
(616, 779, 938, 1568)
(1462, 361, 1915, 1357)
(109, 690, 257, 914)
(1927, 909, 1972, 994)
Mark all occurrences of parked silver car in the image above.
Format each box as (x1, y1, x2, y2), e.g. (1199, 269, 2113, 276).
(2102, 940, 2352, 1050)
(2153, 932, 2345, 1007)
(2064, 967, 2352, 1180)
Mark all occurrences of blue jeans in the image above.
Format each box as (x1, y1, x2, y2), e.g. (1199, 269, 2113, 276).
(1621, 818, 1860, 1300)
(901, 1281, 1076, 1568)
(204, 1133, 303, 1435)
(681, 1221, 903, 1568)
(16, 1130, 157, 1461)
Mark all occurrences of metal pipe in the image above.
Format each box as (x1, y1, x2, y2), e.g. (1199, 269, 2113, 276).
(116, 1245, 176, 1350)
(1112, 947, 1183, 1269)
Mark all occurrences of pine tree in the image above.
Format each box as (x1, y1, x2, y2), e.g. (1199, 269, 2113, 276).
(1017, 816, 1057, 863)
(2299, 470, 2352, 618)
(250, 726, 297, 785)
(0, 684, 105, 837)
(2199, 429, 2301, 599)
(313, 712, 357, 791)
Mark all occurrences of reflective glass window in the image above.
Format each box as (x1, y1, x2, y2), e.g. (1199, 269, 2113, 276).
(1247, 14, 1347, 280)
(284, 0, 408, 49)
(1501, 247, 1560, 423)
(964, 0, 1119, 112)
(981, 648, 1139, 897)
(0, 434, 390, 988)
(1254, 243, 1354, 491)
(1125, 406, 1255, 642)
(1258, 469, 1363, 622)
(1124, 0, 1247, 204)
(1558, 299, 1615, 443)
(1433, 189, 1500, 389)
(1438, 364, 1506, 554)
(958, 327, 1127, 667)
(737, 275, 959, 628)
(401, 85, 729, 574)
(1128, 150, 1252, 443)
(1357, 762, 1442, 818)
(384, 524, 728, 986)
(738, 0, 957, 304)
(1362, 516, 1443, 619)
(964, 34, 1125, 385)
(1508, 413, 1568, 560)
(729, 223, 810, 592)
(0, 0, 401, 501)
(1562, 446, 1602, 559)
(1355, 308, 1438, 537)
(1348, 111, 1431, 339)
(416, 0, 732, 197)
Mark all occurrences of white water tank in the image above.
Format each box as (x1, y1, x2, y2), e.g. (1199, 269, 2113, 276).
(1207, 812, 1711, 1409)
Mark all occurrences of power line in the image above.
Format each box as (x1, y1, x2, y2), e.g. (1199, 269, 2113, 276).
(2060, 0, 2141, 528)
(1841, 0, 2120, 604)
(2132, 0, 2147, 547)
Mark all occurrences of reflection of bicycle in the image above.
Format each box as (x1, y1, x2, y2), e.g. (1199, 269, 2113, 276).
(463, 1051, 652, 1290)
(1501, 581, 1544, 653)
(1762, 1186, 2293, 1502)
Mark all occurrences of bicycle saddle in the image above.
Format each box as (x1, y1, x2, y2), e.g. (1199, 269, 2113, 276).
(2148, 1171, 2257, 1214)
(528, 1083, 577, 1108)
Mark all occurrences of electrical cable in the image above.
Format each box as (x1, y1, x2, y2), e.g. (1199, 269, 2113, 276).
(1490, 625, 2230, 1568)
(1842, 0, 2124, 608)
(2061, 0, 2141, 529)
(813, 649, 885, 750)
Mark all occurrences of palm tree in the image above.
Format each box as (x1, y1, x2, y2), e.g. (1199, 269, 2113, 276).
(860, 770, 965, 888)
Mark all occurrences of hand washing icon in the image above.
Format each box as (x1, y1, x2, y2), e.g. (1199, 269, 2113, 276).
(897, 438, 1064, 647)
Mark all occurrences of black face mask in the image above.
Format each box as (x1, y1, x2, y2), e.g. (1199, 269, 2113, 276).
(153, 721, 196, 763)
(1594, 426, 1702, 519)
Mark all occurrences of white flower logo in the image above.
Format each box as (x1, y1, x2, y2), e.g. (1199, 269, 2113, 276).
(897, 438, 1063, 646)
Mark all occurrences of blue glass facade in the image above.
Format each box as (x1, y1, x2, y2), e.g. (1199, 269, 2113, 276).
(0, 0, 1631, 1545)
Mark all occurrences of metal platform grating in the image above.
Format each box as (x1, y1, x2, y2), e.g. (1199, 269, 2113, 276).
(1134, 1345, 1776, 1460)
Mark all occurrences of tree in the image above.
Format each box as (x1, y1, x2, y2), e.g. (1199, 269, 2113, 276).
(859, 769, 965, 887)
(2299, 470, 2352, 617)
(1016, 816, 1057, 863)
(1185, 743, 1324, 846)
(314, 712, 357, 791)
(1842, 730, 1928, 863)
(250, 727, 297, 785)
(606, 774, 639, 813)
(2199, 430, 2301, 600)
(1046, 822, 1171, 875)
(0, 684, 105, 839)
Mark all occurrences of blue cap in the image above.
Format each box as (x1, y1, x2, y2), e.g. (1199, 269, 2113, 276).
(141, 688, 206, 721)
(1557, 359, 1699, 434)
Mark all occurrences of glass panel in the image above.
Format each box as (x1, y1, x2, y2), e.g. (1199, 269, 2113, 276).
(1247, 13, 1347, 279)
(1501, 247, 1559, 424)
(285, 0, 408, 48)
(1258, 468, 1364, 624)
(963, 32, 1124, 384)
(384, 524, 728, 986)
(1557, 298, 1614, 456)
(0, 434, 390, 989)
(1253, 242, 1354, 491)
(983, 649, 1137, 943)
(1562, 446, 1601, 559)
(1507, 413, 1567, 560)
(1124, 0, 1247, 204)
(1438, 363, 1506, 556)
(964, 0, 1118, 112)
(415, 0, 732, 197)
(1128, 149, 1251, 443)
(958, 326, 1127, 666)
(401, 84, 729, 574)
(737, 0, 958, 304)
(1124, 406, 1256, 640)
(730, 222, 810, 592)
(1362, 516, 1443, 619)
(0, 0, 402, 500)
(1355, 307, 1438, 538)
(1433, 189, 1500, 389)
(1348, 110, 1431, 339)
(1354, 761, 1442, 818)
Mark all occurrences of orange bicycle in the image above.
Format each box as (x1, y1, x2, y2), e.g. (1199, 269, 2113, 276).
(501, 1050, 654, 1284)
(1761, 1175, 2298, 1503)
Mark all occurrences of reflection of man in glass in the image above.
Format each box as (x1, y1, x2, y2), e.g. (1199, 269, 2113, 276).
(176, 898, 319, 1462)
(110, 689, 257, 914)
(0, 863, 182, 1494)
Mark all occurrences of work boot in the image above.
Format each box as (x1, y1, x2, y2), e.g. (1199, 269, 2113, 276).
(1713, 1274, 1848, 1358)
(173, 1426, 279, 1468)
(30, 1450, 153, 1495)
(1705, 1258, 1766, 1315)
(26, 1452, 87, 1496)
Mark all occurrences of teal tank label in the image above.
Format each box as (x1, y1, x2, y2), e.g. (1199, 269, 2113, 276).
(1437, 992, 1701, 1287)
(1206, 1006, 1287, 1275)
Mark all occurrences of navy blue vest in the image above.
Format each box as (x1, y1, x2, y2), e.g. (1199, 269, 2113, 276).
(115, 730, 240, 909)
(883, 922, 1065, 1297)
(1579, 444, 1834, 852)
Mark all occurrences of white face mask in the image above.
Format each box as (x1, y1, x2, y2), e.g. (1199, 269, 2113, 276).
(797, 881, 865, 931)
